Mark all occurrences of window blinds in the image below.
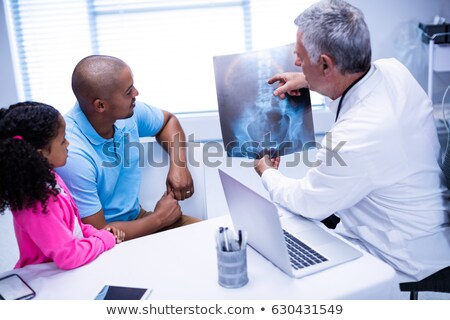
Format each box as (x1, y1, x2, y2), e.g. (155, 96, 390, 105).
(6, 0, 319, 114)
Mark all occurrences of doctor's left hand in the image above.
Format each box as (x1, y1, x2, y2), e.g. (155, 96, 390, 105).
(254, 155, 280, 177)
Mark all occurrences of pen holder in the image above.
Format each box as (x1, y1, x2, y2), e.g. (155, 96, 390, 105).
(216, 246, 249, 289)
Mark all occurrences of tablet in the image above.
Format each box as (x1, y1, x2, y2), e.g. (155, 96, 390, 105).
(94, 285, 152, 300)
(0, 274, 36, 300)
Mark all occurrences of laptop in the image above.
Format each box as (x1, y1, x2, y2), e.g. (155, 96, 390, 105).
(218, 169, 362, 278)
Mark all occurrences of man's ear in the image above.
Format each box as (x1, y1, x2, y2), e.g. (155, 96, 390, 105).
(320, 54, 334, 74)
(93, 99, 106, 113)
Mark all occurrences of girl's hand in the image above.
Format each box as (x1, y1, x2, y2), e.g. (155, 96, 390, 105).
(103, 225, 125, 244)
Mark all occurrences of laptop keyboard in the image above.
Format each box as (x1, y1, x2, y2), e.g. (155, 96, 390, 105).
(283, 230, 328, 270)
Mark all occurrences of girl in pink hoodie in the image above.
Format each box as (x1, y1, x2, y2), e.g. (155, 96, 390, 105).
(0, 101, 125, 270)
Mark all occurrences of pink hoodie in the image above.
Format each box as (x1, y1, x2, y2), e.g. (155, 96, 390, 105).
(12, 173, 115, 270)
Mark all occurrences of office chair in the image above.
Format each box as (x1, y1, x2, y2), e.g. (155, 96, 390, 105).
(399, 126, 450, 300)
(399, 267, 450, 300)
(138, 141, 207, 220)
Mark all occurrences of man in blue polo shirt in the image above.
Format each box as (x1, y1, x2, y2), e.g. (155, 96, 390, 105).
(56, 55, 199, 240)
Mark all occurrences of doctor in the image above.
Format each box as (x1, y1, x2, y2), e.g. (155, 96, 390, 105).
(255, 0, 450, 281)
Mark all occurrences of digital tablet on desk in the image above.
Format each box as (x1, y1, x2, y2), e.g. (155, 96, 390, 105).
(0, 274, 35, 300)
(94, 285, 152, 300)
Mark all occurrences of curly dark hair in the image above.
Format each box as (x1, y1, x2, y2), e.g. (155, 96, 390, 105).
(0, 101, 62, 213)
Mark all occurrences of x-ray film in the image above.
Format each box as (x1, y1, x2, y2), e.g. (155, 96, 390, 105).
(214, 43, 315, 159)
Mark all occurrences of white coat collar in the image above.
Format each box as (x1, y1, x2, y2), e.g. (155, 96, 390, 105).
(327, 62, 381, 122)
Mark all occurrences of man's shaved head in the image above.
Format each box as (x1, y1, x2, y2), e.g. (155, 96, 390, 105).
(72, 55, 129, 108)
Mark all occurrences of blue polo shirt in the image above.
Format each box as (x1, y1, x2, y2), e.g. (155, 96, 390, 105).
(56, 101, 164, 222)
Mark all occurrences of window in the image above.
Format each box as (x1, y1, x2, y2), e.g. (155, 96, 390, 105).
(6, 0, 321, 115)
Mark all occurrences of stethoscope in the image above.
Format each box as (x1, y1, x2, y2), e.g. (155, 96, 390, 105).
(334, 68, 370, 122)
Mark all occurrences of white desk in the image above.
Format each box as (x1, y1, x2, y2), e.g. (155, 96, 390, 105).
(0, 215, 400, 300)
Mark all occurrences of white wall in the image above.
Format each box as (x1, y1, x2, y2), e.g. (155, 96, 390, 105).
(349, 0, 450, 103)
(0, 0, 19, 107)
(0, 209, 19, 272)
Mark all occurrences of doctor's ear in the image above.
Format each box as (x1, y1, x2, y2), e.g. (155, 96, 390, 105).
(320, 55, 333, 73)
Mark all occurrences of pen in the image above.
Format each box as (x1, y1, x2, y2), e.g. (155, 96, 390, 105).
(241, 230, 248, 249)
(223, 227, 230, 252)
(238, 229, 242, 248)
(215, 229, 222, 249)
(218, 227, 226, 251)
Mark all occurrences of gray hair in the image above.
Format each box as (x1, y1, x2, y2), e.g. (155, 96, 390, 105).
(294, 0, 371, 73)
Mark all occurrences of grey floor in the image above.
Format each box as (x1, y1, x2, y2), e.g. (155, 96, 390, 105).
(400, 291, 450, 300)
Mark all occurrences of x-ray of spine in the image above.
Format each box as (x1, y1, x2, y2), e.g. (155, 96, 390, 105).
(214, 44, 315, 159)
